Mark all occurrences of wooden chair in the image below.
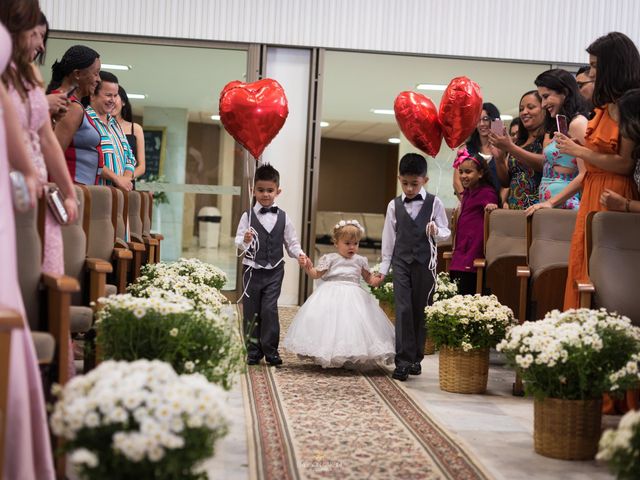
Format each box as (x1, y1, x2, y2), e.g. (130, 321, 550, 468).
(15, 200, 79, 387)
(578, 211, 640, 324)
(139, 191, 159, 264)
(516, 209, 577, 323)
(82, 186, 132, 293)
(141, 191, 163, 262)
(440, 207, 457, 273)
(0, 309, 22, 474)
(126, 191, 151, 280)
(109, 187, 133, 292)
(474, 209, 527, 315)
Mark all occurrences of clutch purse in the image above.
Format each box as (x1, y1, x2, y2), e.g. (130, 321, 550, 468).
(46, 185, 69, 224)
(9, 171, 31, 213)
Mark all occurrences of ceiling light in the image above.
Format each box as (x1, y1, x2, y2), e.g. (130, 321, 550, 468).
(388, 137, 401, 144)
(500, 114, 514, 121)
(210, 115, 221, 121)
(371, 109, 395, 115)
(416, 83, 447, 91)
(102, 63, 131, 71)
(320, 121, 329, 127)
(127, 93, 146, 100)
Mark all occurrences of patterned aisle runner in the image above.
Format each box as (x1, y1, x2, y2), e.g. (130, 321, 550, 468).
(243, 306, 491, 480)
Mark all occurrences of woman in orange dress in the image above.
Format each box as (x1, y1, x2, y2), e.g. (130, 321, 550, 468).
(557, 32, 640, 415)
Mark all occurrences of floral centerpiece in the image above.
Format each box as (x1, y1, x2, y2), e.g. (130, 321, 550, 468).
(498, 308, 640, 460)
(597, 406, 640, 479)
(136, 258, 228, 291)
(96, 293, 244, 389)
(50, 360, 228, 480)
(128, 281, 228, 314)
(425, 294, 515, 394)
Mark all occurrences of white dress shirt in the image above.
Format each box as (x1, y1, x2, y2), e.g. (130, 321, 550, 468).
(234, 202, 305, 269)
(379, 188, 451, 275)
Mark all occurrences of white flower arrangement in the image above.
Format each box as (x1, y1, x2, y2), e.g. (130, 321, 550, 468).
(50, 360, 228, 480)
(334, 219, 365, 234)
(597, 409, 640, 478)
(95, 293, 244, 388)
(137, 258, 228, 291)
(432, 272, 459, 302)
(498, 308, 640, 400)
(425, 294, 515, 351)
(128, 282, 228, 314)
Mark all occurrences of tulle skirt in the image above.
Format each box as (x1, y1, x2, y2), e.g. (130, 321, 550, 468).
(283, 280, 395, 368)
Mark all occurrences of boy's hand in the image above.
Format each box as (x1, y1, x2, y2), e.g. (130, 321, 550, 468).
(426, 221, 438, 237)
(298, 253, 308, 267)
(243, 230, 253, 244)
(369, 274, 384, 288)
(485, 203, 498, 212)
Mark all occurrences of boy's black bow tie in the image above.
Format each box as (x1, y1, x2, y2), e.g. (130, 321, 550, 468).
(259, 206, 279, 214)
(403, 194, 423, 203)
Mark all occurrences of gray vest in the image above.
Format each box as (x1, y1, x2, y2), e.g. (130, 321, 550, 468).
(393, 194, 435, 264)
(249, 209, 286, 267)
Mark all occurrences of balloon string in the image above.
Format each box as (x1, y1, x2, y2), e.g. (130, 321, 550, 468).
(238, 156, 259, 303)
(426, 208, 438, 303)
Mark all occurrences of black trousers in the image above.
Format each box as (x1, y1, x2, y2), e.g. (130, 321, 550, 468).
(242, 264, 284, 358)
(392, 259, 435, 368)
(450, 270, 477, 296)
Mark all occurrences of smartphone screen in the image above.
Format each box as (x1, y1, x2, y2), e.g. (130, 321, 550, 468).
(490, 119, 504, 135)
(556, 114, 568, 136)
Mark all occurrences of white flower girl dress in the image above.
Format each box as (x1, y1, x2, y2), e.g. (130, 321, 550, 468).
(283, 253, 395, 368)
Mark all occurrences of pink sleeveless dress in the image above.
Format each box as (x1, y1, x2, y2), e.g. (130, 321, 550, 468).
(0, 25, 55, 480)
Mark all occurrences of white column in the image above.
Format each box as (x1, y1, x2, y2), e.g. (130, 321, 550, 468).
(262, 47, 311, 305)
(144, 106, 189, 261)
(218, 129, 236, 246)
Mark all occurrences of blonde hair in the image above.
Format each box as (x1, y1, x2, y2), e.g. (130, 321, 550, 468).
(331, 220, 365, 243)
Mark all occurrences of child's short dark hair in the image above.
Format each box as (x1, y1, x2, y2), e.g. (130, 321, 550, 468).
(399, 153, 428, 177)
(254, 164, 280, 186)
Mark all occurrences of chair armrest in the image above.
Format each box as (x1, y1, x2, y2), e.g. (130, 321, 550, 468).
(86, 257, 113, 274)
(143, 236, 159, 246)
(113, 247, 133, 260)
(577, 282, 595, 293)
(114, 238, 129, 249)
(473, 258, 486, 269)
(0, 309, 23, 331)
(516, 266, 531, 278)
(442, 251, 453, 260)
(127, 241, 146, 252)
(577, 281, 595, 309)
(151, 233, 164, 240)
(42, 273, 80, 293)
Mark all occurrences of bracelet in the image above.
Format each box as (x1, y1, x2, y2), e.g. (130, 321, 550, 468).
(625, 198, 631, 212)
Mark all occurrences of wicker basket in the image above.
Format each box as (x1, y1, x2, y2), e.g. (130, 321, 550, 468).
(534, 397, 602, 460)
(424, 336, 436, 355)
(380, 301, 395, 325)
(438, 346, 489, 394)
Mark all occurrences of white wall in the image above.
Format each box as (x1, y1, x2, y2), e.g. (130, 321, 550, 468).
(42, 0, 640, 64)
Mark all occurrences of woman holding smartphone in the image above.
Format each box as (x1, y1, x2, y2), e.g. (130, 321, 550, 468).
(525, 69, 590, 214)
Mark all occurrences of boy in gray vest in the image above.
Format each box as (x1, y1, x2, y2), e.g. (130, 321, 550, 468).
(371, 154, 450, 381)
(235, 164, 307, 366)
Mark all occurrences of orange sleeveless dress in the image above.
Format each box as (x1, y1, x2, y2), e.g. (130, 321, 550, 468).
(563, 106, 639, 310)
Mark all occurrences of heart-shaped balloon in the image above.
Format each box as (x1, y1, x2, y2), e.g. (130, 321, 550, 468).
(394, 91, 443, 157)
(219, 79, 289, 159)
(438, 77, 483, 149)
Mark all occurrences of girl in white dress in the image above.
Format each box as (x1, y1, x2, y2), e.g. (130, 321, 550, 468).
(283, 220, 395, 368)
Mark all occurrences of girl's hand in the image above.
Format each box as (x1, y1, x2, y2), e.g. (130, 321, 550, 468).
(243, 230, 253, 244)
(297, 254, 308, 267)
(63, 196, 78, 224)
(369, 274, 384, 288)
(485, 203, 498, 212)
(525, 200, 552, 216)
(600, 188, 628, 211)
(555, 133, 582, 157)
(304, 258, 314, 271)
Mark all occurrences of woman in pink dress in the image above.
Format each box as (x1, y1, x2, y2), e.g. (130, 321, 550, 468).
(0, 4, 56, 478)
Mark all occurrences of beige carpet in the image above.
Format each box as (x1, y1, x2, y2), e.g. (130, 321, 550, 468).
(243, 306, 492, 479)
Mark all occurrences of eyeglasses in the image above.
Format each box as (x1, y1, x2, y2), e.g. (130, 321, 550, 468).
(577, 81, 594, 89)
(479, 116, 491, 124)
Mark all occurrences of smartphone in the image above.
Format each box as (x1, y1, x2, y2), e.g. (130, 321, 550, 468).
(556, 114, 569, 136)
(490, 118, 504, 135)
(66, 85, 78, 98)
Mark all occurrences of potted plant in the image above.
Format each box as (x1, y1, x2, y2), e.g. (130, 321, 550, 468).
(370, 264, 395, 323)
(498, 309, 640, 460)
(597, 399, 640, 479)
(425, 294, 515, 394)
(135, 258, 228, 291)
(96, 292, 244, 389)
(50, 359, 228, 480)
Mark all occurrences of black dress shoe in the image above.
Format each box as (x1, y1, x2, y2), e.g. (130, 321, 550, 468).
(266, 353, 283, 366)
(392, 366, 409, 381)
(247, 356, 262, 365)
(408, 362, 422, 375)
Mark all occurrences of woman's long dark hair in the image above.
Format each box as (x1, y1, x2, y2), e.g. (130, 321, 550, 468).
(118, 86, 133, 122)
(618, 88, 640, 161)
(34, 11, 49, 65)
(587, 32, 640, 107)
(466, 102, 500, 155)
(516, 90, 545, 146)
(534, 69, 590, 134)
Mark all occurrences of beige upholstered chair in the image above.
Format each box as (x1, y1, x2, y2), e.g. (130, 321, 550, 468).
(362, 213, 385, 246)
(438, 207, 456, 273)
(139, 191, 159, 264)
(126, 191, 150, 280)
(15, 201, 79, 386)
(474, 210, 527, 315)
(82, 186, 132, 293)
(579, 212, 640, 324)
(0, 310, 23, 474)
(517, 209, 577, 322)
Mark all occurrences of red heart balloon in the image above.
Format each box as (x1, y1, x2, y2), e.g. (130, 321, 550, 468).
(219, 79, 289, 159)
(394, 91, 443, 157)
(438, 77, 483, 149)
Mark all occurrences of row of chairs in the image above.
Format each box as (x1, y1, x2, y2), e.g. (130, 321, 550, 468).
(443, 208, 639, 324)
